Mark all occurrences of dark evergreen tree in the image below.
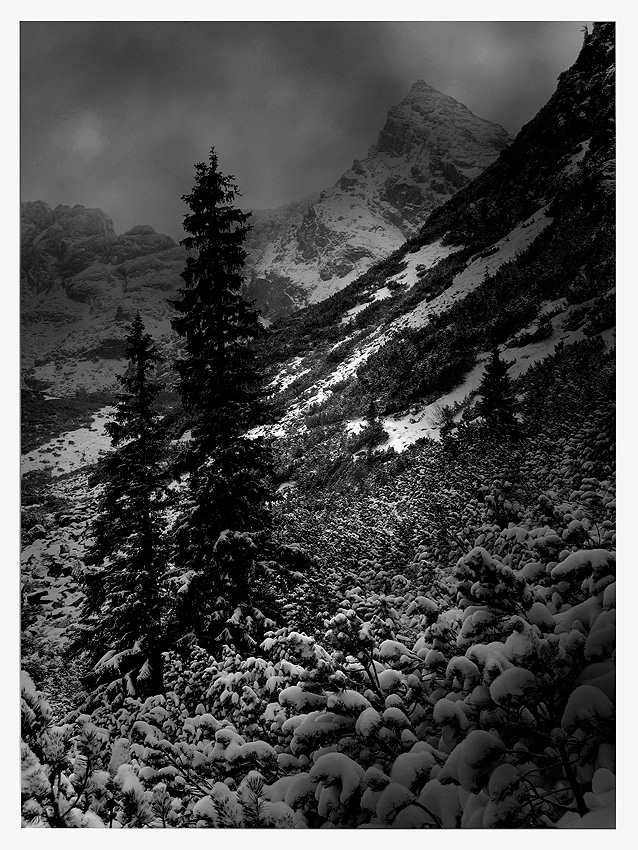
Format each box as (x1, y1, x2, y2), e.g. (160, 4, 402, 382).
(168, 148, 306, 652)
(171, 147, 272, 542)
(438, 404, 458, 455)
(476, 348, 519, 435)
(70, 314, 168, 698)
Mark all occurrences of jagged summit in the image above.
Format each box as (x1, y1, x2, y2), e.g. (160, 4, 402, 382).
(369, 79, 510, 158)
(402, 78, 459, 101)
(244, 81, 512, 317)
(394, 79, 483, 124)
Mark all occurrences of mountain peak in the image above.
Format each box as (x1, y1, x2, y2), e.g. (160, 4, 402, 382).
(373, 78, 511, 160)
(401, 80, 445, 104)
(408, 79, 434, 92)
(244, 83, 513, 315)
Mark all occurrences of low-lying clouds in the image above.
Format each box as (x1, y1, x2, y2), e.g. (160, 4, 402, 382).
(21, 21, 587, 239)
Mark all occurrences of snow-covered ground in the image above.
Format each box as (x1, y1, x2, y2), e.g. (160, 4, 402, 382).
(295, 334, 391, 416)
(563, 139, 591, 175)
(340, 286, 393, 324)
(268, 356, 307, 392)
(344, 351, 491, 452)
(386, 240, 461, 291)
(259, 207, 560, 447)
(399, 207, 551, 330)
(21, 472, 96, 662)
(339, 240, 460, 325)
(343, 304, 615, 453)
(21, 406, 115, 477)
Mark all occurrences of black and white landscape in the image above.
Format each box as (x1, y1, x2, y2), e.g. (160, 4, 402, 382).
(20, 21, 615, 829)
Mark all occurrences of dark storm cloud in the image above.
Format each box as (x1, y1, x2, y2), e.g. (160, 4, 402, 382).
(21, 21, 587, 239)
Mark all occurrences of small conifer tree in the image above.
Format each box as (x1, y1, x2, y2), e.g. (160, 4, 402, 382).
(476, 348, 519, 435)
(71, 314, 168, 697)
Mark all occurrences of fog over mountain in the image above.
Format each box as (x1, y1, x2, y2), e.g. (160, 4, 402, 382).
(21, 21, 587, 239)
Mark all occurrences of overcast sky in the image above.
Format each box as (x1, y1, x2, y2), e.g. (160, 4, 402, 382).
(21, 21, 588, 240)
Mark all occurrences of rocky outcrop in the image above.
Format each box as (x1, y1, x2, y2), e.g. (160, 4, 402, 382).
(21, 202, 179, 288)
(110, 226, 176, 264)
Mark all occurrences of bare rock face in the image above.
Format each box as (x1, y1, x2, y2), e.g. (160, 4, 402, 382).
(21, 200, 56, 240)
(32, 204, 117, 278)
(21, 203, 184, 396)
(244, 81, 512, 315)
(110, 226, 176, 264)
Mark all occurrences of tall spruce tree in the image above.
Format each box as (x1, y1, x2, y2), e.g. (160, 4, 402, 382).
(171, 148, 272, 539)
(168, 148, 301, 651)
(71, 314, 168, 698)
(476, 348, 519, 435)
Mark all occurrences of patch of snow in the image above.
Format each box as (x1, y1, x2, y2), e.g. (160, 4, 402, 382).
(247, 422, 288, 440)
(388, 240, 461, 291)
(563, 139, 591, 175)
(371, 307, 614, 453)
(344, 419, 366, 436)
(21, 406, 115, 477)
(399, 207, 551, 330)
(538, 298, 567, 317)
(345, 353, 490, 453)
(293, 334, 390, 417)
(268, 356, 308, 393)
(503, 306, 614, 378)
(340, 286, 395, 325)
(341, 301, 374, 325)
(278, 367, 311, 392)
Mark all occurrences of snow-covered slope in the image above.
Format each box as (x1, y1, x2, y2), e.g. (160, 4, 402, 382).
(261, 192, 614, 453)
(244, 81, 511, 316)
(21, 406, 115, 477)
(259, 23, 615, 461)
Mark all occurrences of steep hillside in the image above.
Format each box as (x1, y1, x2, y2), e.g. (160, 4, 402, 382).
(244, 81, 511, 317)
(257, 23, 614, 467)
(22, 307, 617, 828)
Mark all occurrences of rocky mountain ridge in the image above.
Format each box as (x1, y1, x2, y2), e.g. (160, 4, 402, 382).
(244, 81, 511, 317)
(21, 201, 184, 396)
